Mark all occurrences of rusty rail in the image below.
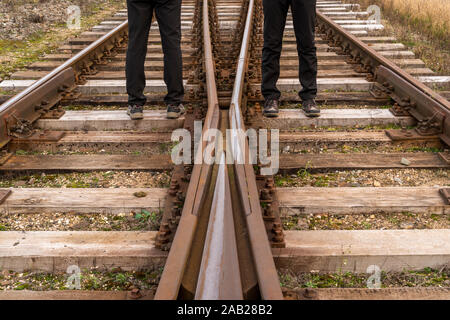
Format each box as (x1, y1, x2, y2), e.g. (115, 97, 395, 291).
(228, 0, 283, 300)
(194, 154, 243, 299)
(0, 21, 129, 148)
(316, 11, 450, 145)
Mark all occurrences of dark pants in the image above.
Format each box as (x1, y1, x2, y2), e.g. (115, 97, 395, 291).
(126, 0, 184, 106)
(261, 0, 317, 101)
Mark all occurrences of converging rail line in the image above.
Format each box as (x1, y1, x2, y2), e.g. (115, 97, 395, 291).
(0, 0, 448, 300)
(155, 0, 282, 300)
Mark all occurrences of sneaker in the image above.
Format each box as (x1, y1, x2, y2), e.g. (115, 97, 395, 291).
(302, 99, 320, 117)
(263, 99, 279, 118)
(127, 104, 144, 120)
(166, 103, 185, 119)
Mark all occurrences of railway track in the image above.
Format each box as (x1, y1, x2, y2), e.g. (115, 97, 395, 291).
(0, 0, 449, 300)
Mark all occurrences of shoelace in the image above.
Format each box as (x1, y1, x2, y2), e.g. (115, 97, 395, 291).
(130, 105, 142, 112)
(303, 101, 317, 109)
(265, 101, 278, 112)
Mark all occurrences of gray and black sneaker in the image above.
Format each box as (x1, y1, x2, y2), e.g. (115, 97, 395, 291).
(127, 104, 144, 120)
(166, 103, 185, 119)
(302, 99, 320, 117)
(263, 99, 279, 118)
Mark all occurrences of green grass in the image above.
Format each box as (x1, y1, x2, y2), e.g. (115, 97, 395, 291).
(134, 209, 162, 230)
(275, 175, 294, 187)
(0, 32, 52, 80)
(1, 268, 162, 291)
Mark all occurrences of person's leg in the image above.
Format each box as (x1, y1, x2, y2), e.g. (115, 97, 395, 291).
(154, 0, 184, 106)
(261, 0, 290, 101)
(291, 0, 318, 101)
(126, 0, 153, 107)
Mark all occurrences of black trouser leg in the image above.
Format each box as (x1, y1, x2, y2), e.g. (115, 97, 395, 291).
(155, 0, 184, 105)
(126, 0, 153, 106)
(126, 0, 184, 106)
(261, 0, 317, 101)
(292, 0, 317, 100)
(261, 0, 289, 101)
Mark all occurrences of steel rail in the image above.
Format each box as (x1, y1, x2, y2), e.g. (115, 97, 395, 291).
(228, 0, 284, 300)
(229, 0, 254, 216)
(0, 21, 129, 148)
(155, 0, 220, 299)
(157, 0, 283, 300)
(190, 0, 221, 216)
(194, 153, 243, 300)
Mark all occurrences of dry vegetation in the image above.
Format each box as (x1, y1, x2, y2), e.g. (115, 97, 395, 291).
(351, 0, 449, 45)
(345, 0, 450, 74)
(0, 0, 126, 81)
(280, 267, 449, 289)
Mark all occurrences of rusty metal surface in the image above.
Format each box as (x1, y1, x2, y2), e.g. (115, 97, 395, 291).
(438, 152, 450, 165)
(189, 0, 221, 217)
(155, 106, 199, 251)
(195, 157, 243, 300)
(385, 129, 440, 142)
(154, 164, 190, 251)
(256, 176, 285, 248)
(11, 131, 65, 143)
(439, 188, 450, 205)
(0, 151, 12, 166)
(39, 106, 66, 119)
(228, 0, 255, 216)
(227, 0, 284, 300)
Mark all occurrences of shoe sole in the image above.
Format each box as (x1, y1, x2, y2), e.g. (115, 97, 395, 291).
(263, 112, 279, 118)
(167, 111, 181, 119)
(127, 110, 144, 120)
(166, 108, 186, 119)
(305, 112, 320, 118)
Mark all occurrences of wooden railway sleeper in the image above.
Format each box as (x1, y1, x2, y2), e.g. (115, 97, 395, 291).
(40, 106, 66, 119)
